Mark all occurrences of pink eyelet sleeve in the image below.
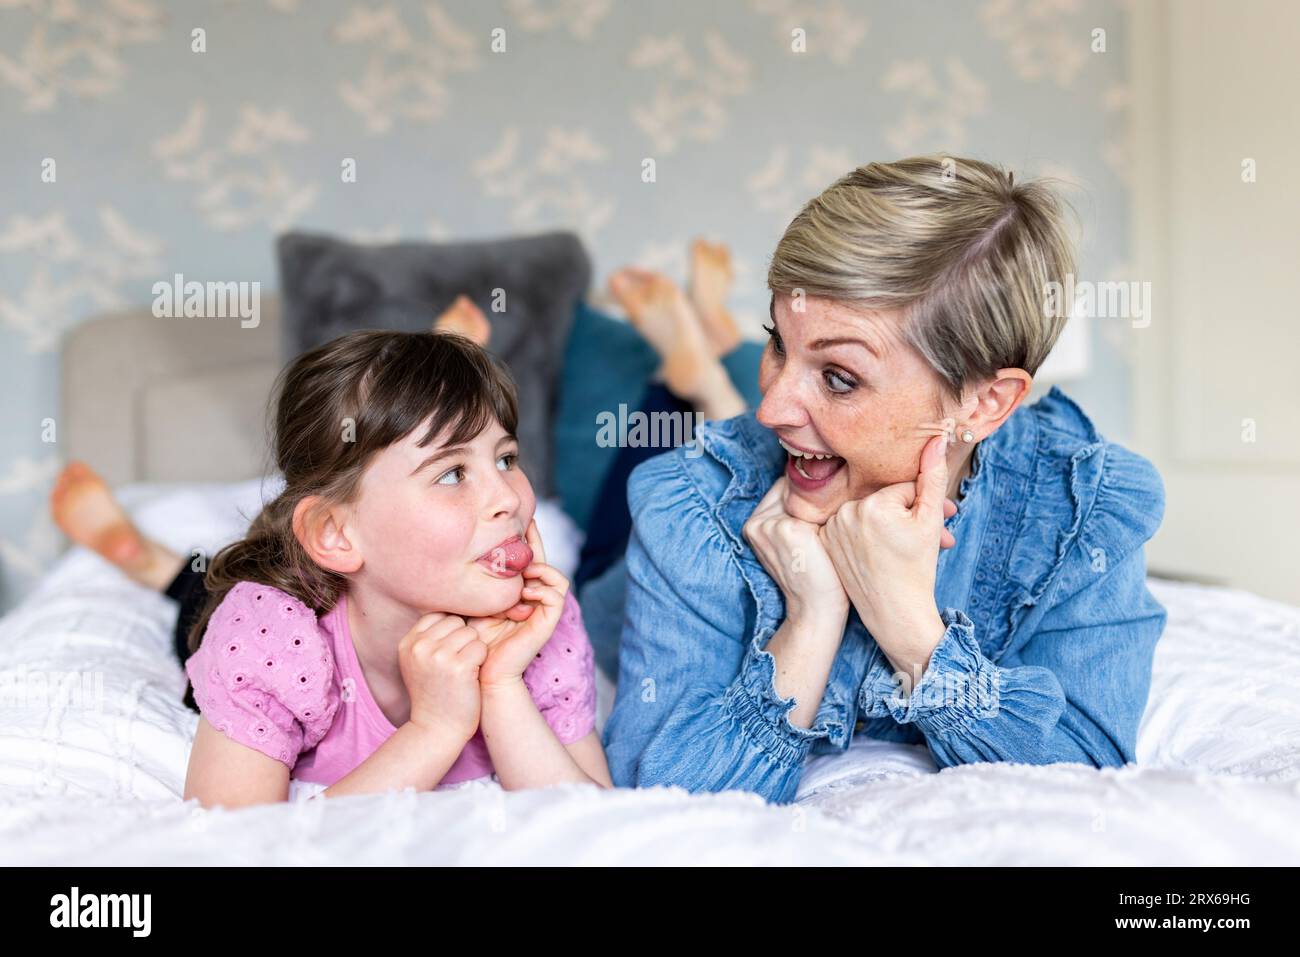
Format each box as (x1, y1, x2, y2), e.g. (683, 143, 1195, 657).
(184, 581, 341, 769)
(523, 590, 598, 745)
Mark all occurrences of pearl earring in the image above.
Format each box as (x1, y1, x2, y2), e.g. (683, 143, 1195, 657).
(961, 428, 975, 443)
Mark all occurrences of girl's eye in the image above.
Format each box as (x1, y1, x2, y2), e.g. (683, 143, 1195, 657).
(762, 323, 785, 357)
(496, 452, 518, 471)
(434, 466, 466, 486)
(824, 369, 858, 394)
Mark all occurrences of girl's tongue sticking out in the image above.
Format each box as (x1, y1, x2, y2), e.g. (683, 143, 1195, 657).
(477, 536, 534, 578)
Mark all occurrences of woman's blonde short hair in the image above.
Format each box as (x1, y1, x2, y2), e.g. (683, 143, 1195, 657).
(766, 155, 1078, 401)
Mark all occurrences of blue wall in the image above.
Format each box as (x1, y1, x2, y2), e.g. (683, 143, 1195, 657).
(0, 0, 1133, 608)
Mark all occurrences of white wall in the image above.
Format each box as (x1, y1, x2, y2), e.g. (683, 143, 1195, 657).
(1132, 0, 1300, 604)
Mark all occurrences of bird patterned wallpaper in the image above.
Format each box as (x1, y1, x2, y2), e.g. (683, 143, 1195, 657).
(0, 0, 1133, 608)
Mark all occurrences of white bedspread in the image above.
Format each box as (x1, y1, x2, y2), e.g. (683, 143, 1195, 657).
(1, 480, 1297, 865)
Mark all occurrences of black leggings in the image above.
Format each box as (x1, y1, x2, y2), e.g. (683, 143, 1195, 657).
(166, 565, 208, 713)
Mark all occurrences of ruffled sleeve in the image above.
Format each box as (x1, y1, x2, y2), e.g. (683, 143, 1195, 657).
(601, 449, 824, 805)
(858, 608, 1066, 741)
(856, 441, 1168, 769)
(184, 581, 341, 769)
(524, 591, 597, 745)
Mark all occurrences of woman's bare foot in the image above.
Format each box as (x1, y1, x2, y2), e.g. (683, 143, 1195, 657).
(433, 294, 491, 346)
(607, 267, 745, 421)
(688, 238, 741, 357)
(50, 462, 183, 591)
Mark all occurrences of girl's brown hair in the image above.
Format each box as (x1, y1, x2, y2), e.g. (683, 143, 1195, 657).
(185, 329, 518, 654)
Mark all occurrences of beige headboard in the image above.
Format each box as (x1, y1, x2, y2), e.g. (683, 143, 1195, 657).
(61, 298, 285, 486)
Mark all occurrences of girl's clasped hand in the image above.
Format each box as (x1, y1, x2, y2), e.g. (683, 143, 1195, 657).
(399, 520, 571, 744)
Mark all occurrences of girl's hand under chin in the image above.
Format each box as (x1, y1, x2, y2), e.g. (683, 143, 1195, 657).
(466, 520, 570, 691)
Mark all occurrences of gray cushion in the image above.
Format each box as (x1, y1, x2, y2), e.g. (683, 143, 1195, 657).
(276, 231, 591, 498)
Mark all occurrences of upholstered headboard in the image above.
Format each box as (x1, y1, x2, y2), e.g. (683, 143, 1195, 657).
(61, 300, 285, 486)
(60, 226, 594, 491)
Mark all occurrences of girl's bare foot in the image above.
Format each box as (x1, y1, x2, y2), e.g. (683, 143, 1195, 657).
(433, 294, 491, 346)
(688, 238, 741, 357)
(50, 462, 183, 591)
(607, 267, 745, 421)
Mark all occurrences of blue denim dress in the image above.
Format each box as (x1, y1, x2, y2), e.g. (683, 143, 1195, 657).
(592, 386, 1168, 805)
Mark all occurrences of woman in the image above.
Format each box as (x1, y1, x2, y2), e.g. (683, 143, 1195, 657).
(593, 155, 1168, 805)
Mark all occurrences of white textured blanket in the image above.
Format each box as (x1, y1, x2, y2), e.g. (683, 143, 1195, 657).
(1, 480, 1297, 865)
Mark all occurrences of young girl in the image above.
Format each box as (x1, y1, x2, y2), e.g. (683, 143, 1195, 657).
(51, 325, 610, 807)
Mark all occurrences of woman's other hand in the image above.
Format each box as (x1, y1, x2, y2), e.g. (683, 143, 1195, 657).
(820, 434, 952, 665)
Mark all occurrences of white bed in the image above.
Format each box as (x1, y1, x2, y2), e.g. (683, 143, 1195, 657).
(2, 477, 1299, 866)
(6, 303, 1295, 865)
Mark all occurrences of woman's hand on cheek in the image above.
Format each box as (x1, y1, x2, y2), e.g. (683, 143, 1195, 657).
(467, 521, 570, 690)
(819, 435, 953, 661)
(743, 476, 849, 631)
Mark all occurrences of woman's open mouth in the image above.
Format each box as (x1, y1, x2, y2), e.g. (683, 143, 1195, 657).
(779, 438, 846, 492)
(476, 535, 533, 578)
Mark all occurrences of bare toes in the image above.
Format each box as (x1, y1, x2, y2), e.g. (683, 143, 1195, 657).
(50, 462, 143, 562)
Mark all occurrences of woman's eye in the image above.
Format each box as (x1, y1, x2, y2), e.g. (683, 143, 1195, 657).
(763, 323, 785, 357)
(496, 452, 518, 471)
(434, 466, 465, 486)
(824, 369, 857, 394)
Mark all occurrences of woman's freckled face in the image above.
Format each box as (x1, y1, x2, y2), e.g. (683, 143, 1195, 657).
(348, 419, 537, 618)
(755, 293, 951, 525)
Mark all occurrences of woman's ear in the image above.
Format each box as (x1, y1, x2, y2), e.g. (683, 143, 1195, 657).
(966, 370, 1032, 438)
(292, 495, 363, 575)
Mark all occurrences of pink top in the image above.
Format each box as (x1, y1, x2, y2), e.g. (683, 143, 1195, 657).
(184, 580, 597, 788)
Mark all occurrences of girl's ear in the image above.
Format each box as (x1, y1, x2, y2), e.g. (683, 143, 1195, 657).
(292, 495, 363, 574)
